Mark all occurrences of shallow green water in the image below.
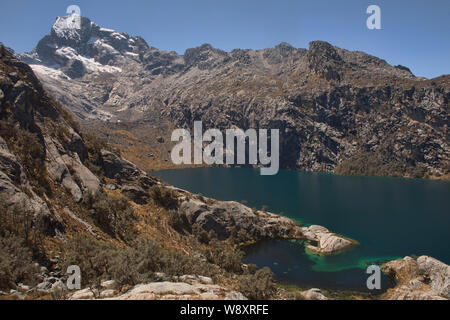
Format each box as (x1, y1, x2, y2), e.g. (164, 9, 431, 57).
(153, 168, 450, 291)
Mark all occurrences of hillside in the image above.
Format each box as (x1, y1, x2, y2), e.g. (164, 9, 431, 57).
(1, 45, 352, 300)
(18, 15, 450, 179)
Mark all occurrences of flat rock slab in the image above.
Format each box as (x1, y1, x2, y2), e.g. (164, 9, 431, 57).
(110, 281, 247, 301)
(301, 225, 354, 254)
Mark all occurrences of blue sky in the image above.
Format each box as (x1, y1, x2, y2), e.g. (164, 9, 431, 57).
(0, 0, 449, 78)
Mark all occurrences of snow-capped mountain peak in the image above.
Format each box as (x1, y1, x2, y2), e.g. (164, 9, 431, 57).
(52, 14, 84, 42)
(18, 15, 149, 79)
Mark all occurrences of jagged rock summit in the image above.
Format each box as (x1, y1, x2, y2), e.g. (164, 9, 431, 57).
(18, 15, 149, 79)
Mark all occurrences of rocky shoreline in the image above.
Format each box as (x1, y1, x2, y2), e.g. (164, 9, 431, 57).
(171, 186, 357, 255)
(98, 146, 355, 254)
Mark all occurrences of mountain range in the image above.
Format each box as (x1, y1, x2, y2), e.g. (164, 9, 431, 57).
(18, 14, 450, 179)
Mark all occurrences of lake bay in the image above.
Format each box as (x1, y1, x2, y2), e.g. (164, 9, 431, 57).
(154, 168, 450, 291)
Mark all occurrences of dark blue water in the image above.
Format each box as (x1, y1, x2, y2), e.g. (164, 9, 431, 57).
(153, 168, 450, 291)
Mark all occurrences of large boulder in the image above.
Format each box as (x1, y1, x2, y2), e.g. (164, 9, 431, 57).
(301, 225, 354, 254)
(417, 256, 450, 298)
(101, 150, 157, 194)
(45, 137, 82, 202)
(61, 154, 100, 195)
(0, 137, 62, 236)
(382, 256, 450, 300)
(0, 165, 62, 237)
(45, 135, 101, 201)
(101, 150, 142, 180)
(180, 197, 302, 241)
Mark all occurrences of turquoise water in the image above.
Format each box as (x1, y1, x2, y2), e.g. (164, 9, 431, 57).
(153, 168, 450, 291)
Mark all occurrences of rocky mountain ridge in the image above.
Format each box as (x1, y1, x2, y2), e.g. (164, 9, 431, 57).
(16, 15, 449, 179)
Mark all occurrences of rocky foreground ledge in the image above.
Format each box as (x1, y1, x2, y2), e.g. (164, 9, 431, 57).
(17, 256, 449, 301)
(65, 256, 450, 301)
(382, 256, 450, 300)
(67, 276, 246, 301)
(65, 274, 330, 301)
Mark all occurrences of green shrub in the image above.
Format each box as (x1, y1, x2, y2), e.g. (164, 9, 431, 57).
(150, 185, 178, 209)
(285, 290, 306, 300)
(0, 199, 44, 250)
(62, 236, 118, 289)
(235, 229, 252, 244)
(107, 249, 142, 286)
(205, 242, 244, 274)
(0, 234, 39, 290)
(62, 237, 213, 288)
(238, 267, 275, 300)
(83, 192, 137, 243)
(83, 134, 108, 176)
(131, 240, 194, 278)
(192, 224, 218, 245)
(0, 121, 51, 195)
(168, 210, 191, 234)
(245, 264, 259, 275)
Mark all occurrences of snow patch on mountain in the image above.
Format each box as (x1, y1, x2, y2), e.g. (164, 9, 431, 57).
(88, 37, 100, 45)
(30, 64, 70, 80)
(99, 27, 115, 33)
(55, 46, 122, 74)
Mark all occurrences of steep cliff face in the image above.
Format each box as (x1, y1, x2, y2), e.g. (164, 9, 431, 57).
(1, 46, 70, 237)
(19, 16, 449, 179)
(159, 43, 449, 177)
